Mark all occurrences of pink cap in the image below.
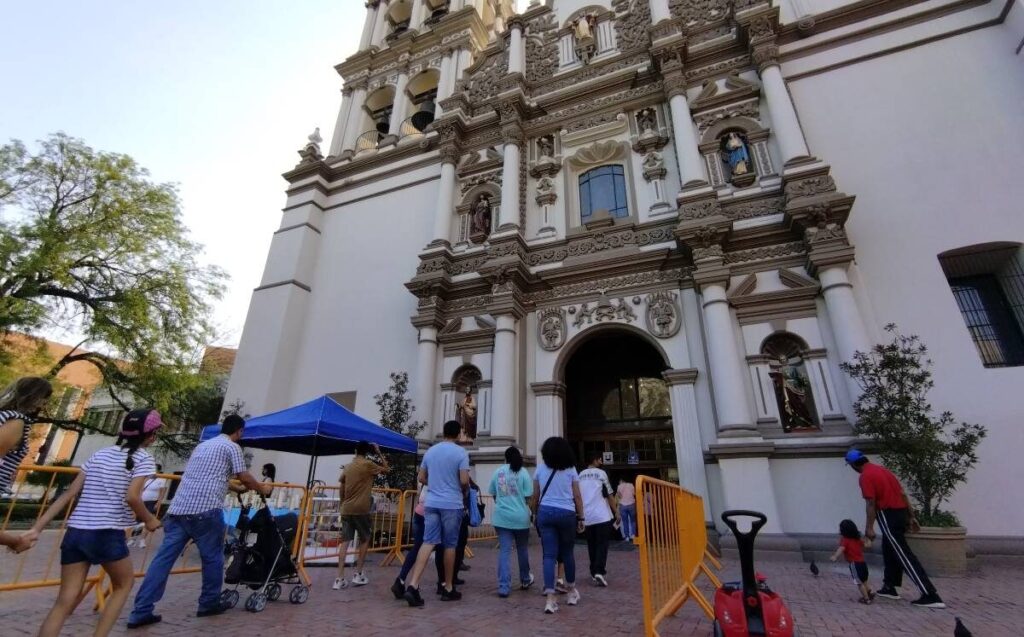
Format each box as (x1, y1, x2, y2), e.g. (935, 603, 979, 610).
(120, 409, 163, 437)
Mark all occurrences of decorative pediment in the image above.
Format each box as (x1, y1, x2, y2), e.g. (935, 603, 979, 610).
(567, 140, 627, 169)
(727, 269, 822, 324)
(692, 73, 760, 112)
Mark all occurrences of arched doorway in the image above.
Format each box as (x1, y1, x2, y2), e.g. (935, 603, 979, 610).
(563, 330, 677, 483)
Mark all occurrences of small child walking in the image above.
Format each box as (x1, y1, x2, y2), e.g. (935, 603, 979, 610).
(831, 519, 875, 604)
(21, 409, 163, 637)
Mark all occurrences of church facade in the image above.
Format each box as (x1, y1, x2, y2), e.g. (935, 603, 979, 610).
(226, 0, 1024, 551)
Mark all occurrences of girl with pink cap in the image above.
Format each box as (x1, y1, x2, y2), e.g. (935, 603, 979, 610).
(21, 408, 164, 637)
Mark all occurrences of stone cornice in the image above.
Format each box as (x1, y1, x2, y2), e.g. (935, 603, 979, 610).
(530, 381, 566, 398)
(662, 368, 699, 386)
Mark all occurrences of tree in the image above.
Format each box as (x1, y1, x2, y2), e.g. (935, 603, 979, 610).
(840, 325, 987, 526)
(0, 133, 226, 456)
(373, 372, 425, 490)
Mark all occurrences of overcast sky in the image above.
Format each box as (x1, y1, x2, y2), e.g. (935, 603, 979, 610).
(0, 1, 529, 348)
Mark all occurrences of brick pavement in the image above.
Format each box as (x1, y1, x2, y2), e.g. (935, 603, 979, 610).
(0, 542, 1019, 636)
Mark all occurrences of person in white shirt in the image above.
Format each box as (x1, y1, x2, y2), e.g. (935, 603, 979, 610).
(579, 452, 619, 587)
(21, 409, 164, 637)
(128, 464, 168, 549)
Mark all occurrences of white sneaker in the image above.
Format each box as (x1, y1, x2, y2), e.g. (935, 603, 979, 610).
(594, 574, 608, 587)
(567, 587, 580, 606)
(351, 572, 369, 586)
(544, 600, 559, 614)
(332, 577, 348, 590)
(138, 538, 146, 549)
(126, 538, 135, 548)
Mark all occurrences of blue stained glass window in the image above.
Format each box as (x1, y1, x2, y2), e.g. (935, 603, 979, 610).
(579, 165, 628, 221)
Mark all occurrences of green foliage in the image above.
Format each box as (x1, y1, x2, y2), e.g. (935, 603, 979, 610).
(0, 133, 227, 458)
(373, 372, 426, 490)
(840, 325, 987, 524)
(918, 509, 961, 528)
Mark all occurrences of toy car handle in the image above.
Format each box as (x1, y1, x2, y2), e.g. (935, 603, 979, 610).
(721, 510, 767, 541)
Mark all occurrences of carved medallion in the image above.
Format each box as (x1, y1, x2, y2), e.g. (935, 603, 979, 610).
(537, 307, 567, 351)
(645, 291, 682, 339)
(573, 294, 637, 328)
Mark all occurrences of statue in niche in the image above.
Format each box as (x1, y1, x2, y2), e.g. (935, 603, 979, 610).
(769, 355, 818, 432)
(537, 176, 555, 197)
(537, 135, 554, 160)
(721, 132, 752, 176)
(574, 14, 595, 41)
(470, 193, 492, 242)
(636, 108, 658, 135)
(642, 150, 665, 177)
(456, 388, 478, 441)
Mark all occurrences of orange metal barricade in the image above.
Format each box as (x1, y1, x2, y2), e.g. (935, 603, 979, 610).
(299, 486, 405, 569)
(635, 476, 722, 637)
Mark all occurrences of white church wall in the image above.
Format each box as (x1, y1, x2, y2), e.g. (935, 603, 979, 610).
(787, 18, 1024, 535)
(770, 457, 866, 535)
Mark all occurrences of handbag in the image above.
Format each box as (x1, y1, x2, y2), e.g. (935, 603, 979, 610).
(534, 469, 557, 538)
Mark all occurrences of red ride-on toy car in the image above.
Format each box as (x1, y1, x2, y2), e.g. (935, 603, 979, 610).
(713, 510, 795, 637)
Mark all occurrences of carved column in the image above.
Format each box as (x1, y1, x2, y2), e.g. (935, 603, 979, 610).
(817, 263, 871, 397)
(328, 88, 354, 156)
(498, 125, 522, 232)
(664, 74, 709, 190)
(414, 326, 439, 439)
(490, 314, 518, 441)
(508, 17, 525, 75)
(430, 144, 460, 247)
(342, 84, 368, 152)
(663, 369, 711, 519)
(388, 70, 410, 137)
(531, 381, 565, 458)
(371, 0, 391, 46)
(360, 1, 380, 49)
(648, 0, 672, 23)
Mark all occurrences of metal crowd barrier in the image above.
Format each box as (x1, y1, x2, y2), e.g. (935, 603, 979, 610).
(298, 486, 405, 568)
(635, 475, 722, 637)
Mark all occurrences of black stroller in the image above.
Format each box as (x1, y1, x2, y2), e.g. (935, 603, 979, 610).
(221, 493, 310, 613)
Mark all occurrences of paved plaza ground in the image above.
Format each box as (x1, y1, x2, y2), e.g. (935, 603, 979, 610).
(0, 542, 1019, 636)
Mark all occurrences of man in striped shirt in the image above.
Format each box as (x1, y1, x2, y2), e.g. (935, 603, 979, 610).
(128, 415, 269, 629)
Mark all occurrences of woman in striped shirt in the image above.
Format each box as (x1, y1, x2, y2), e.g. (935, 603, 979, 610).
(22, 409, 164, 637)
(0, 377, 54, 495)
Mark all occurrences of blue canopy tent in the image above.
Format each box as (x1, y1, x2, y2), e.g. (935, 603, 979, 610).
(200, 394, 418, 486)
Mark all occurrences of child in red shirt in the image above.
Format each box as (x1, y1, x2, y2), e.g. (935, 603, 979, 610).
(831, 519, 875, 604)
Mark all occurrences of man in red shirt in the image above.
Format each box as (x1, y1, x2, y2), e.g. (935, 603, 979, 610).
(845, 449, 944, 609)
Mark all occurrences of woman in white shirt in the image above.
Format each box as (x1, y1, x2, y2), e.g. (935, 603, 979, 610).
(532, 436, 585, 615)
(129, 464, 168, 549)
(22, 409, 163, 637)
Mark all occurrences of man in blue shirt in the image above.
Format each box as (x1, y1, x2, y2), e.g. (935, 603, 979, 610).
(403, 420, 469, 606)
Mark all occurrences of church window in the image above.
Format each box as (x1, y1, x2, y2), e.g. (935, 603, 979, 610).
(762, 333, 819, 432)
(940, 244, 1024, 367)
(579, 165, 628, 221)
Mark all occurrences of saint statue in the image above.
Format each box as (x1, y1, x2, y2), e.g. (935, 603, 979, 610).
(636, 108, 657, 135)
(537, 135, 554, 160)
(642, 150, 664, 173)
(574, 15, 595, 42)
(770, 357, 817, 431)
(470, 194, 492, 239)
(456, 389, 478, 440)
(722, 132, 751, 176)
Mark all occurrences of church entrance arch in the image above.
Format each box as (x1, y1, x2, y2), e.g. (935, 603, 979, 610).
(562, 328, 676, 485)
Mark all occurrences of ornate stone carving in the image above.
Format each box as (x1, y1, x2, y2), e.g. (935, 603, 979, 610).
(662, 72, 689, 99)
(746, 14, 776, 44)
(566, 111, 622, 134)
(466, 52, 509, 108)
(686, 56, 750, 83)
(536, 176, 557, 206)
(612, 0, 652, 54)
(534, 54, 648, 95)
(537, 307, 567, 351)
(694, 100, 760, 135)
(784, 175, 837, 201)
(751, 44, 780, 73)
(501, 124, 524, 145)
(802, 205, 847, 245)
(527, 225, 676, 266)
(723, 196, 785, 221)
(527, 268, 691, 304)
(528, 84, 662, 129)
(525, 13, 558, 83)
(297, 127, 323, 163)
(645, 291, 681, 338)
(669, 0, 729, 27)
(690, 226, 726, 261)
(573, 293, 637, 327)
(641, 150, 667, 181)
(459, 169, 502, 196)
(679, 198, 722, 221)
(724, 241, 806, 265)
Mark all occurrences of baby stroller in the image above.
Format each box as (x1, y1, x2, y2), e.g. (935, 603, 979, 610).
(221, 493, 310, 613)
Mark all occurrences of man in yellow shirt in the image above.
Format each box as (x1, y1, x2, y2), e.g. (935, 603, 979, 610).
(333, 441, 389, 590)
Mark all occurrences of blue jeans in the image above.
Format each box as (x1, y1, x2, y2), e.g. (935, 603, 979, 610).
(130, 509, 225, 621)
(398, 513, 425, 582)
(538, 506, 576, 594)
(620, 504, 637, 539)
(495, 526, 531, 595)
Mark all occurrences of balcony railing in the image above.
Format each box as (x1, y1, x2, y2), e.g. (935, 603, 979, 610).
(354, 130, 384, 153)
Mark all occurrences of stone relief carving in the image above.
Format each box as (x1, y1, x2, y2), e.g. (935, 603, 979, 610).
(459, 170, 503, 195)
(534, 54, 648, 95)
(466, 52, 509, 108)
(525, 12, 558, 83)
(537, 307, 567, 351)
(573, 293, 637, 327)
(529, 84, 662, 129)
(694, 101, 761, 135)
(612, 0, 652, 54)
(724, 241, 806, 265)
(527, 268, 690, 304)
(784, 175, 837, 200)
(803, 205, 847, 245)
(641, 150, 666, 181)
(536, 176, 557, 205)
(669, 0, 729, 27)
(645, 291, 682, 338)
(679, 198, 722, 221)
(566, 111, 622, 134)
(724, 196, 784, 220)
(686, 56, 750, 82)
(527, 225, 676, 266)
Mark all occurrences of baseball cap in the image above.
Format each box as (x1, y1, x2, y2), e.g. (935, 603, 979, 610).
(844, 449, 866, 464)
(120, 409, 163, 437)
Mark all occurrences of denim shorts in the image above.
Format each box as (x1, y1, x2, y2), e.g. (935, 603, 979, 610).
(60, 527, 130, 565)
(422, 507, 464, 549)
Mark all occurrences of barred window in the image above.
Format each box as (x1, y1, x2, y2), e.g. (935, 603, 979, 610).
(939, 243, 1024, 367)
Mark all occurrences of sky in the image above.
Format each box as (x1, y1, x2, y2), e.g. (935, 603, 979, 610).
(1, 1, 526, 348)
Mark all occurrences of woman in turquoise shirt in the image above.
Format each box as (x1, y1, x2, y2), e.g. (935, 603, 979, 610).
(488, 446, 534, 597)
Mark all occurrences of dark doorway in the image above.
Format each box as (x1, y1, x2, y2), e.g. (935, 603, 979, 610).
(564, 330, 677, 485)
